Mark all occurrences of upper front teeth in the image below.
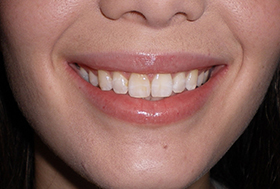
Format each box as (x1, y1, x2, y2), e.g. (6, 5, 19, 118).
(73, 64, 211, 99)
(186, 69, 198, 91)
(98, 70, 113, 91)
(172, 72, 186, 93)
(112, 72, 128, 94)
(129, 73, 150, 98)
(151, 74, 173, 98)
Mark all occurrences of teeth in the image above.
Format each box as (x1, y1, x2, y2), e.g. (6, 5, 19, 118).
(98, 70, 112, 91)
(79, 67, 89, 82)
(73, 64, 212, 100)
(203, 70, 210, 84)
(89, 71, 98, 86)
(112, 72, 128, 94)
(186, 69, 198, 91)
(197, 71, 204, 87)
(128, 73, 150, 98)
(173, 72, 186, 93)
(151, 74, 173, 97)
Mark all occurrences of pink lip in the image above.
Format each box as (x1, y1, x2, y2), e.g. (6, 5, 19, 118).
(66, 53, 227, 125)
(68, 52, 226, 73)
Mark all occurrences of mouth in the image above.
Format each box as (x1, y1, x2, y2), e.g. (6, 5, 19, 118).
(66, 53, 227, 125)
(71, 63, 213, 101)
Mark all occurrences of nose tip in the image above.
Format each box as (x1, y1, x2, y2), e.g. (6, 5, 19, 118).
(99, 0, 205, 27)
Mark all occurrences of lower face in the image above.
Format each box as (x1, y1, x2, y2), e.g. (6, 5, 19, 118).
(1, 0, 280, 188)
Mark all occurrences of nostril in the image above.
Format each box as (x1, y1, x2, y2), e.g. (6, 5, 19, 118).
(99, 0, 205, 27)
(129, 11, 146, 20)
(169, 12, 188, 25)
(99, 0, 145, 21)
(122, 11, 147, 23)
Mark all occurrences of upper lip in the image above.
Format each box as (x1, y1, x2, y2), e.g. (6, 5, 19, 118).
(66, 52, 227, 73)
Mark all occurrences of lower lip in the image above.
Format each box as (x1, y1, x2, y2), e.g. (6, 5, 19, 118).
(66, 63, 226, 126)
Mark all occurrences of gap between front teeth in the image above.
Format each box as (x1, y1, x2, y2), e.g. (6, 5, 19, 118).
(72, 64, 211, 99)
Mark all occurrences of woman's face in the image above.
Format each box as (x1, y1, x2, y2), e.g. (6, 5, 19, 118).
(1, 0, 280, 188)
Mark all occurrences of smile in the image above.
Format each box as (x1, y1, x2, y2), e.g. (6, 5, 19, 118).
(71, 63, 213, 101)
(66, 53, 227, 125)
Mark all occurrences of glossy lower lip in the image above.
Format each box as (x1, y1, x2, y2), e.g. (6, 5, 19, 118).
(66, 53, 227, 125)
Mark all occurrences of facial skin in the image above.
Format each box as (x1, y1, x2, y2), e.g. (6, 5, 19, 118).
(1, 0, 280, 188)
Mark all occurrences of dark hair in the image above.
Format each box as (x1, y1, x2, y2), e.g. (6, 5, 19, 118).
(211, 63, 280, 188)
(0, 47, 279, 188)
(0, 52, 34, 189)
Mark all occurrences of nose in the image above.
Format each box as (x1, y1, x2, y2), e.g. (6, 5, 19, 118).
(99, 0, 206, 27)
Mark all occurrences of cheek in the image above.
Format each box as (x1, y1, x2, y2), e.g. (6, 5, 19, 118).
(218, 0, 280, 55)
(0, 0, 86, 124)
(0, 0, 83, 54)
(217, 0, 280, 100)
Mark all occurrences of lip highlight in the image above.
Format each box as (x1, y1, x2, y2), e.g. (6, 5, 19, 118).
(66, 53, 227, 125)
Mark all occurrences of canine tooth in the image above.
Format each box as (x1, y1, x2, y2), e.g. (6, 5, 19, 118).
(128, 73, 150, 98)
(112, 72, 128, 94)
(186, 69, 198, 91)
(203, 70, 210, 84)
(98, 70, 112, 91)
(89, 71, 98, 86)
(173, 72, 186, 93)
(151, 74, 173, 97)
(197, 72, 204, 87)
(79, 67, 89, 82)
